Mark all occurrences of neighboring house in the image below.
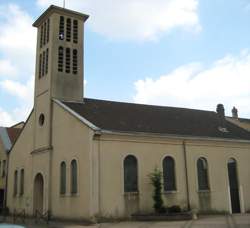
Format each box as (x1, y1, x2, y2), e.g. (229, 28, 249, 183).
(6, 5, 250, 221)
(0, 124, 23, 209)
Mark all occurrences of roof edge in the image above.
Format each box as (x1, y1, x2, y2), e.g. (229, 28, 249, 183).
(98, 129, 250, 144)
(33, 5, 89, 27)
(54, 99, 100, 131)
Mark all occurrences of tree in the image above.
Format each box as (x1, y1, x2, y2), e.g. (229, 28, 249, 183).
(149, 167, 165, 213)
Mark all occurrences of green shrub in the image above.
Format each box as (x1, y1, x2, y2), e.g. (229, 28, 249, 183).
(149, 167, 164, 214)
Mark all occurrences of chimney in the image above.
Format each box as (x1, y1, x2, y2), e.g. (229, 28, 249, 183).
(232, 106, 238, 119)
(216, 104, 225, 118)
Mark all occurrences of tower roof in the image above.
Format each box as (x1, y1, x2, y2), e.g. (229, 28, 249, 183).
(33, 5, 89, 27)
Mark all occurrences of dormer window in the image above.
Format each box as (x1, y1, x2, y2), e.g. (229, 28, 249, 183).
(59, 16, 65, 40)
(66, 18, 71, 42)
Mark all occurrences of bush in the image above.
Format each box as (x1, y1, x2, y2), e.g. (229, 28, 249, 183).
(149, 168, 164, 214)
(168, 205, 182, 213)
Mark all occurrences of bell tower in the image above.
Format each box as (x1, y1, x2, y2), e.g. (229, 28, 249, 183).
(32, 6, 89, 150)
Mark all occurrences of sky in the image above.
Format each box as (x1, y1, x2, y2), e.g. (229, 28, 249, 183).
(0, 0, 250, 126)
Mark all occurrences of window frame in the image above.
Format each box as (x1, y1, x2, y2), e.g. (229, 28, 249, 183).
(197, 157, 210, 191)
(70, 159, 78, 195)
(162, 156, 177, 192)
(60, 161, 66, 195)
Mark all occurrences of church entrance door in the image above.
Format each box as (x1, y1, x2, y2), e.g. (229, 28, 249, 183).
(33, 173, 44, 214)
(227, 158, 241, 213)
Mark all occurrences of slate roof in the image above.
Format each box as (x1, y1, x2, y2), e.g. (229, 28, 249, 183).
(63, 98, 250, 140)
(6, 128, 22, 144)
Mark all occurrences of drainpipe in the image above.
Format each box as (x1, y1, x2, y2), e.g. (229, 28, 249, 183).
(183, 140, 190, 211)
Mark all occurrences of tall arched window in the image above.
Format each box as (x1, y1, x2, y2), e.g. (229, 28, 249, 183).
(73, 49, 78, 75)
(197, 157, 209, 190)
(39, 54, 42, 78)
(124, 155, 138, 192)
(45, 48, 49, 75)
(42, 51, 45, 77)
(20, 169, 24, 196)
(60, 162, 66, 194)
(71, 160, 77, 194)
(58, 47, 64, 72)
(66, 18, 72, 42)
(163, 156, 176, 191)
(65, 48, 71, 73)
(43, 22, 47, 46)
(73, 20, 78, 43)
(46, 18, 50, 43)
(59, 16, 64, 40)
(40, 25, 43, 48)
(14, 170, 18, 196)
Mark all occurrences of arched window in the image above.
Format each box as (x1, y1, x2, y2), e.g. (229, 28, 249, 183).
(39, 54, 42, 78)
(197, 157, 209, 190)
(163, 156, 176, 191)
(43, 22, 47, 46)
(65, 48, 71, 73)
(73, 20, 78, 43)
(42, 51, 45, 77)
(66, 18, 71, 42)
(45, 48, 49, 75)
(58, 47, 64, 72)
(124, 155, 138, 192)
(59, 16, 64, 40)
(20, 169, 24, 196)
(14, 170, 18, 196)
(46, 18, 50, 43)
(40, 24, 43, 48)
(71, 160, 77, 194)
(60, 162, 66, 194)
(73, 49, 78, 75)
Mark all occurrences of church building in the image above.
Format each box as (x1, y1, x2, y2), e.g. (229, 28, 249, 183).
(6, 5, 250, 221)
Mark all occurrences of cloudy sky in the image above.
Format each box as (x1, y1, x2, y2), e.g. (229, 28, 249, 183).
(0, 0, 250, 126)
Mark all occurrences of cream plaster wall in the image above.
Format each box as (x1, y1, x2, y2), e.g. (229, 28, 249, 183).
(0, 139, 7, 190)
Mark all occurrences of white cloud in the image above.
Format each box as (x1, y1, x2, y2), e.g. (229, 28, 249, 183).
(37, 0, 200, 41)
(0, 4, 35, 126)
(133, 50, 250, 117)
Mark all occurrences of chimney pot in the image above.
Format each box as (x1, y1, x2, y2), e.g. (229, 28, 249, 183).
(232, 106, 238, 118)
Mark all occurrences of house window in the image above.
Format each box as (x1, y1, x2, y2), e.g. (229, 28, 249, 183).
(20, 169, 24, 196)
(72, 49, 78, 74)
(45, 48, 49, 74)
(14, 170, 18, 196)
(2, 160, 6, 177)
(71, 160, 77, 194)
(59, 16, 65, 40)
(163, 156, 176, 191)
(73, 20, 78, 43)
(60, 162, 66, 194)
(197, 157, 209, 190)
(65, 48, 71, 73)
(40, 25, 43, 48)
(124, 155, 138, 192)
(66, 18, 71, 42)
(58, 47, 64, 72)
(47, 18, 50, 43)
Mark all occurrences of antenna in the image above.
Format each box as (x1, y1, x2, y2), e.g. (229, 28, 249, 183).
(63, 0, 65, 8)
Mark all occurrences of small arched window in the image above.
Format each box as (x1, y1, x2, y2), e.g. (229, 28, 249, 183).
(60, 162, 66, 194)
(163, 156, 176, 191)
(73, 49, 78, 75)
(71, 160, 77, 194)
(20, 169, 24, 196)
(14, 170, 18, 196)
(47, 18, 50, 43)
(65, 48, 71, 73)
(40, 25, 43, 48)
(124, 155, 138, 192)
(66, 18, 71, 42)
(59, 16, 65, 40)
(45, 48, 49, 75)
(197, 157, 209, 190)
(73, 20, 78, 43)
(58, 47, 64, 72)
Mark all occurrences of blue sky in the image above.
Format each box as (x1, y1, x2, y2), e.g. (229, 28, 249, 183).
(0, 0, 250, 126)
